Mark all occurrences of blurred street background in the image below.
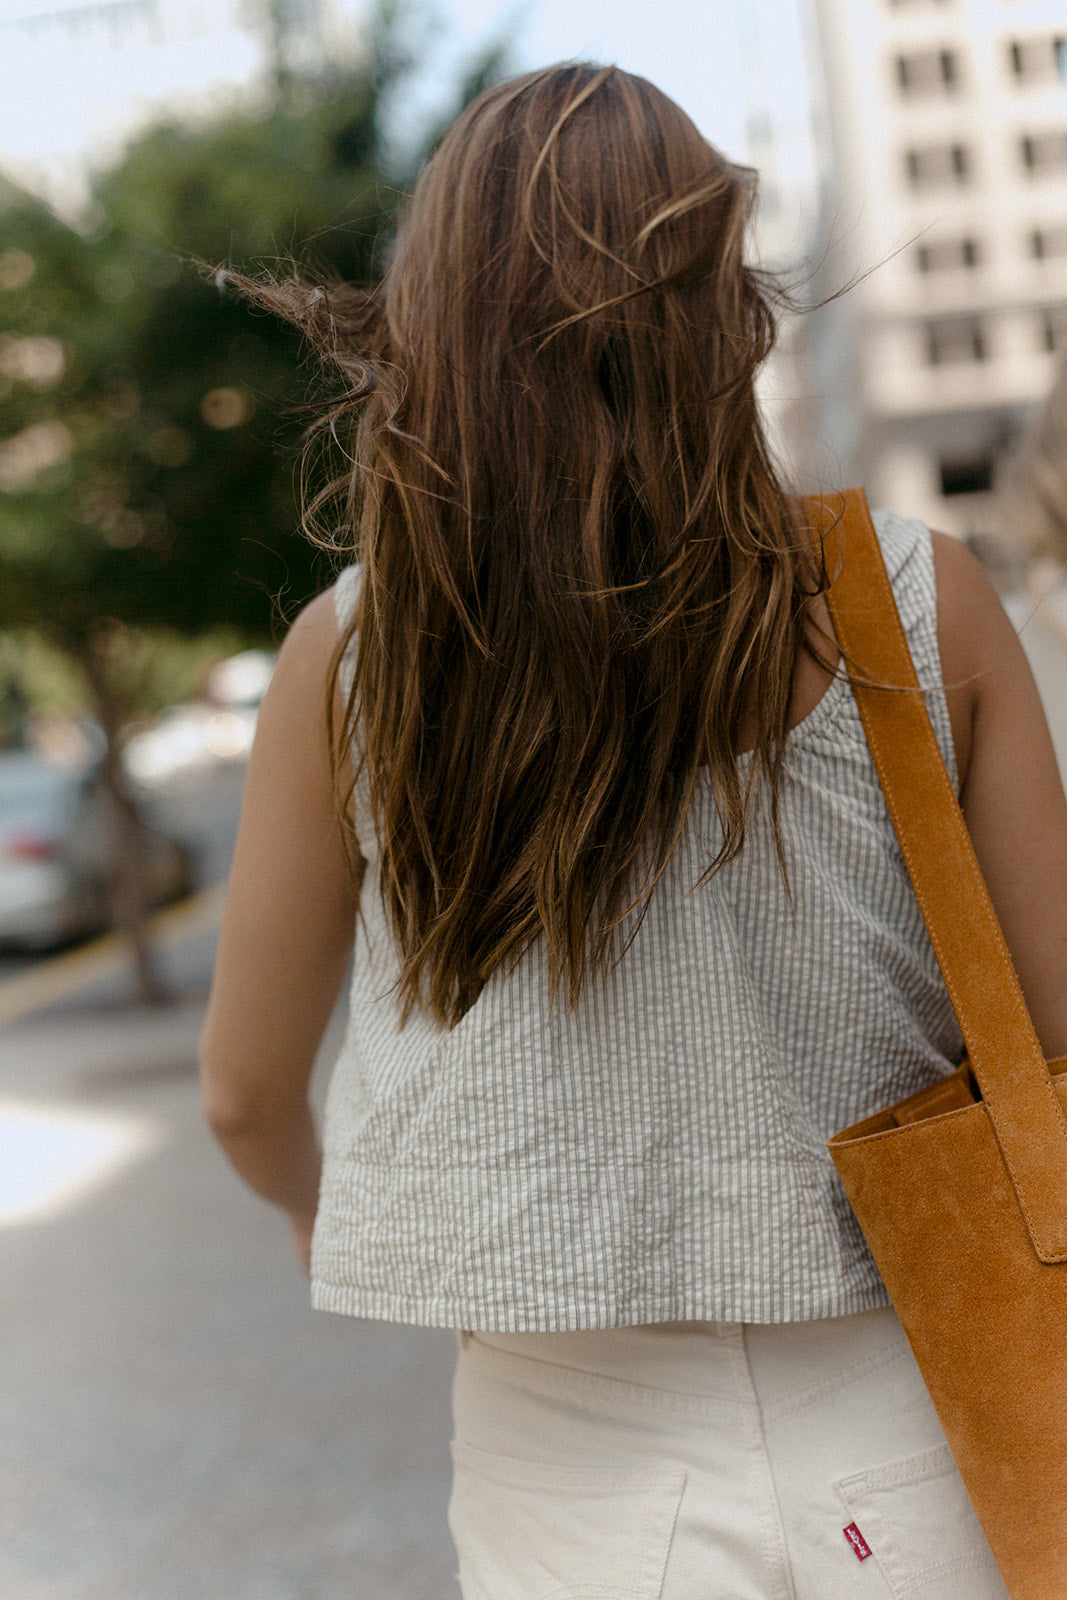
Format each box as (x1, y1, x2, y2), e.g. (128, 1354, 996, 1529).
(1, 0, 1066, 1594)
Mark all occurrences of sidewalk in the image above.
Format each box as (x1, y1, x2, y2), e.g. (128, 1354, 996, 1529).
(0, 928, 460, 1600)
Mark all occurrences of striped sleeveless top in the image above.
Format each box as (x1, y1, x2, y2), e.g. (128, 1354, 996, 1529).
(310, 509, 964, 1330)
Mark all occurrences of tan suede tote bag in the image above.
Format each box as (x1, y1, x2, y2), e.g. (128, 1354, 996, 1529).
(810, 489, 1067, 1599)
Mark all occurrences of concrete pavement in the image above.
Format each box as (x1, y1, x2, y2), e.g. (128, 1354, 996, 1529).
(0, 940, 461, 1600)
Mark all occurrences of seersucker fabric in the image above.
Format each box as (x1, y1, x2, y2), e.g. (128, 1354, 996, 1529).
(310, 509, 965, 1330)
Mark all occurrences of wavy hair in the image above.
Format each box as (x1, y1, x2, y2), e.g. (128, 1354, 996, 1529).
(235, 63, 824, 1026)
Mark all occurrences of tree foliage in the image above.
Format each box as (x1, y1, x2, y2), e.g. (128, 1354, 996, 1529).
(0, 65, 409, 650)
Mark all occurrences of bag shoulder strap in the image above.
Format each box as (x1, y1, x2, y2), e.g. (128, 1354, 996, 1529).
(808, 488, 1067, 1262)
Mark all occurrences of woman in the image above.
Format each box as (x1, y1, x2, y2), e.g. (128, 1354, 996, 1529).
(199, 65, 1067, 1597)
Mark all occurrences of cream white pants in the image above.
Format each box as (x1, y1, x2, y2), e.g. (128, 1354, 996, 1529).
(448, 1305, 1008, 1600)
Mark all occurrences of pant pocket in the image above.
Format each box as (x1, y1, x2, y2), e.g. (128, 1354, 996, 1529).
(448, 1439, 686, 1600)
(834, 1443, 1007, 1598)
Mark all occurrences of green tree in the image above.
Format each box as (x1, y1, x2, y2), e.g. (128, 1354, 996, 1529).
(0, 20, 500, 994)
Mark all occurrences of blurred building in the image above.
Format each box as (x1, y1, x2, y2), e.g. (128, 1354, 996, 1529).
(809, 0, 1067, 538)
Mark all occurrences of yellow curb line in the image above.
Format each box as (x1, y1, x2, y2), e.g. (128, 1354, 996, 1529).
(0, 881, 227, 1032)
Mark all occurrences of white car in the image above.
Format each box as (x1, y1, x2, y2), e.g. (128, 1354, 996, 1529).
(0, 752, 195, 950)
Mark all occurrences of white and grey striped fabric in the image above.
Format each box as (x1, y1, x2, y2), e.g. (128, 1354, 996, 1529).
(311, 510, 965, 1330)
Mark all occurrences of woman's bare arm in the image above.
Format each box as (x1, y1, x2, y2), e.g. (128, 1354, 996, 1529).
(935, 532, 1067, 1059)
(199, 588, 362, 1269)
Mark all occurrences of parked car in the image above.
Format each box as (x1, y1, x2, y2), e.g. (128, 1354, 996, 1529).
(0, 751, 195, 951)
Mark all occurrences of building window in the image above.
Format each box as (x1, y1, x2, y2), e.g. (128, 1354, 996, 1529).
(1031, 225, 1067, 259)
(1020, 130, 1067, 175)
(916, 237, 980, 272)
(1040, 306, 1067, 353)
(896, 48, 961, 94)
(940, 455, 994, 497)
(906, 142, 971, 188)
(925, 315, 987, 364)
(1009, 35, 1067, 84)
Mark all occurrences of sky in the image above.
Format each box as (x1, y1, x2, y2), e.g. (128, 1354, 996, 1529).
(410, 0, 756, 154)
(435, 0, 815, 163)
(0, 0, 820, 241)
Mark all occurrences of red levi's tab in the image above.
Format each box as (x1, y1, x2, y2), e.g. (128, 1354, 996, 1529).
(843, 1523, 872, 1561)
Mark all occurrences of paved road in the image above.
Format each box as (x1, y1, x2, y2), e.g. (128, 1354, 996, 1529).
(0, 921, 461, 1599)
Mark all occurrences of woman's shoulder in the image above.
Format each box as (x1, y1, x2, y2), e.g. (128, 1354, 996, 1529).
(929, 526, 1014, 690)
(868, 505, 1007, 679)
(278, 566, 361, 659)
(861, 503, 996, 621)
(263, 577, 356, 719)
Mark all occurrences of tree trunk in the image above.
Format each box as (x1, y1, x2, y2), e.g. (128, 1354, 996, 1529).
(76, 631, 170, 1006)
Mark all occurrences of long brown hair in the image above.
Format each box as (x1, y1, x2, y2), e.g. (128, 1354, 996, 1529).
(238, 63, 822, 1026)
